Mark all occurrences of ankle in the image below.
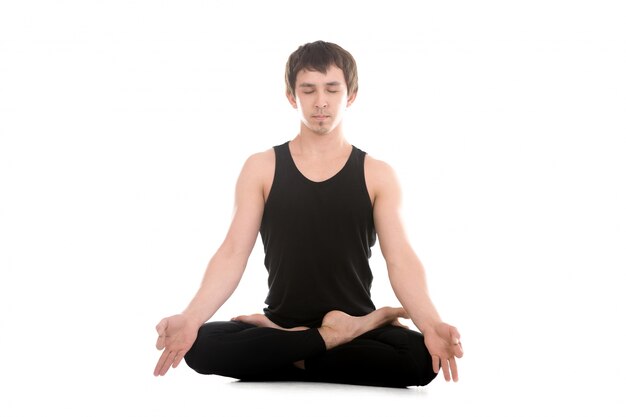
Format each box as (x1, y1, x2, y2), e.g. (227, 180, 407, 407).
(318, 325, 340, 350)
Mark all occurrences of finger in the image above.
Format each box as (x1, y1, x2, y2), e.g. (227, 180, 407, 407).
(172, 351, 187, 369)
(441, 359, 451, 382)
(163, 350, 178, 376)
(454, 341, 464, 358)
(449, 356, 459, 382)
(432, 356, 438, 374)
(155, 319, 167, 350)
(448, 325, 463, 357)
(157, 350, 177, 376)
(156, 334, 166, 351)
(153, 350, 170, 376)
(155, 318, 167, 335)
(449, 326, 461, 344)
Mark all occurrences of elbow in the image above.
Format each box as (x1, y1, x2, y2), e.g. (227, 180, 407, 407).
(213, 235, 254, 266)
(385, 249, 423, 273)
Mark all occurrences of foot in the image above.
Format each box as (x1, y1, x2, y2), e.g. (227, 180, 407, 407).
(318, 307, 409, 350)
(231, 313, 309, 331)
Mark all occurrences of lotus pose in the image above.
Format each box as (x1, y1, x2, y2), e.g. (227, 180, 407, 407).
(153, 40, 463, 387)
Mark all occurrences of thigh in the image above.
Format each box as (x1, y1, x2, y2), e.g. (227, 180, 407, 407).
(184, 321, 325, 380)
(184, 320, 255, 375)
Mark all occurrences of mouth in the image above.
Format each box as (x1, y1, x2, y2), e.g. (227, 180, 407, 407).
(312, 115, 330, 122)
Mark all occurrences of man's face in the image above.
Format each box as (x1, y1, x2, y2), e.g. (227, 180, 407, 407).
(287, 65, 356, 136)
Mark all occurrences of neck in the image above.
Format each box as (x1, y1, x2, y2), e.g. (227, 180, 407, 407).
(293, 124, 349, 155)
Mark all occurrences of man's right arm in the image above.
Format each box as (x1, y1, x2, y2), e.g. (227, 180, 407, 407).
(181, 150, 273, 327)
(154, 150, 273, 376)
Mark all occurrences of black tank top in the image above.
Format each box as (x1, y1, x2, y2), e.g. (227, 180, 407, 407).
(260, 141, 377, 328)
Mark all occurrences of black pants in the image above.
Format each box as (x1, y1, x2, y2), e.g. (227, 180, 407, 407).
(184, 321, 438, 388)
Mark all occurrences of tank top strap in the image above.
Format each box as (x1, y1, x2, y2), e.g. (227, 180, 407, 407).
(348, 146, 366, 175)
(273, 141, 293, 177)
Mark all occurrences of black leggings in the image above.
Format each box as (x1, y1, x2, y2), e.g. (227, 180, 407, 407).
(184, 321, 438, 388)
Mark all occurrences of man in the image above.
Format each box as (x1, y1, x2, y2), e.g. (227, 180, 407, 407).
(153, 40, 463, 387)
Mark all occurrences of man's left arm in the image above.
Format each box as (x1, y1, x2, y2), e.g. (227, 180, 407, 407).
(366, 157, 464, 381)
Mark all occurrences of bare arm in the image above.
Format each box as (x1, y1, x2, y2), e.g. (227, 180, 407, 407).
(153, 150, 273, 376)
(181, 152, 270, 327)
(366, 158, 441, 333)
(366, 156, 463, 381)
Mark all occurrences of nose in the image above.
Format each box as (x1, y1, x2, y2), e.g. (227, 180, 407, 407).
(314, 93, 328, 109)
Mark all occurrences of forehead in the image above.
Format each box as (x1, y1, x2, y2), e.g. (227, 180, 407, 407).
(295, 65, 346, 86)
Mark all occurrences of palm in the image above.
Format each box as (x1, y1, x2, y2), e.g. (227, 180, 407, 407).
(153, 314, 199, 376)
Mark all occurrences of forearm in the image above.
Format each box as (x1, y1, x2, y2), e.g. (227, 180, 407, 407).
(182, 248, 248, 327)
(387, 256, 442, 334)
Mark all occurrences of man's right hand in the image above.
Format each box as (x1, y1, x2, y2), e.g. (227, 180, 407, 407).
(153, 314, 199, 376)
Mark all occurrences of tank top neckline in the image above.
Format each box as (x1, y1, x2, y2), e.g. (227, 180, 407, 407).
(283, 141, 356, 185)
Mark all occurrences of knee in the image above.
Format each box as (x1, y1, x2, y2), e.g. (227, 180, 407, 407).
(401, 330, 439, 387)
(414, 362, 438, 386)
(183, 321, 244, 375)
(184, 340, 210, 374)
(183, 325, 215, 374)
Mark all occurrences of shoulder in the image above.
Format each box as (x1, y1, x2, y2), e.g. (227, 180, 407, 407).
(364, 154, 402, 206)
(364, 154, 400, 187)
(240, 147, 275, 176)
(237, 148, 276, 199)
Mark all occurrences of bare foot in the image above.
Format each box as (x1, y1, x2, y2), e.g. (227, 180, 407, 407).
(231, 313, 309, 331)
(318, 307, 409, 350)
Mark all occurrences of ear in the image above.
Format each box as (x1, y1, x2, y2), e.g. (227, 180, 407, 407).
(286, 90, 298, 108)
(346, 90, 357, 107)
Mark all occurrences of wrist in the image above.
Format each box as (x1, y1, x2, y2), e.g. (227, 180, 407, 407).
(418, 320, 442, 336)
(181, 309, 207, 329)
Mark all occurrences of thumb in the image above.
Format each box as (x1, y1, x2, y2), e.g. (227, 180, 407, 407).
(156, 318, 169, 335)
(155, 318, 168, 350)
(455, 342, 464, 358)
(448, 325, 461, 343)
(448, 326, 463, 357)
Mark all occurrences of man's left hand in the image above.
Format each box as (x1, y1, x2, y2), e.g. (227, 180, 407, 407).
(423, 322, 464, 382)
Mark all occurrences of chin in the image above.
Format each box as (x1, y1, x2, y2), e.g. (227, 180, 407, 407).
(314, 128, 331, 135)
(307, 122, 335, 136)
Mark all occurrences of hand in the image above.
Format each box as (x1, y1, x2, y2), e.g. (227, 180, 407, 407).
(423, 322, 464, 382)
(153, 314, 199, 376)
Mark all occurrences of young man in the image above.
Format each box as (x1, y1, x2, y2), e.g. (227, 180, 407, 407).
(153, 41, 463, 387)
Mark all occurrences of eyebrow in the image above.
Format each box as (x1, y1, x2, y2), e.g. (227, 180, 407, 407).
(298, 81, 342, 88)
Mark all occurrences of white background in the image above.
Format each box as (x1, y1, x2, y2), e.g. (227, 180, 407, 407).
(1, 1, 625, 416)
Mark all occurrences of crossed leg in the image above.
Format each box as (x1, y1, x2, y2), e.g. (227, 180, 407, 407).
(233, 306, 409, 350)
(232, 307, 409, 370)
(185, 307, 436, 387)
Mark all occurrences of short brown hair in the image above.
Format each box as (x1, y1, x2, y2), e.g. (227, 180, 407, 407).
(285, 40, 359, 97)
